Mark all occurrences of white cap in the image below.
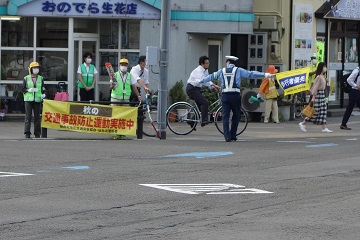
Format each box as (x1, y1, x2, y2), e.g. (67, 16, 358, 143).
(311, 53, 317, 58)
(225, 55, 239, 61)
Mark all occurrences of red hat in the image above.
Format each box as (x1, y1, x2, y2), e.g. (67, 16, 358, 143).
(266, 65, 278, 74)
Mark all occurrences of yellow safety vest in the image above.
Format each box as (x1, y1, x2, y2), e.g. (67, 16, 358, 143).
(111, 72, 132, 100)
(23, 75, 42, 102)
(78, 64, 95, 88)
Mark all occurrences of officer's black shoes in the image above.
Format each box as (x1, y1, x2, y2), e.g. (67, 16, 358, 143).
(340, 125, 351, 130)
(25, 133, 30, 138)
(201, 120, 213, 127)
(225, 138, 231, 142)
(231, 138, 237, 141)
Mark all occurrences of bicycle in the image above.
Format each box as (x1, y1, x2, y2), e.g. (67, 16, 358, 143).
(166, 91, 248, 136)
(293, 91, 309, 119)
(140, 93, 161, 139)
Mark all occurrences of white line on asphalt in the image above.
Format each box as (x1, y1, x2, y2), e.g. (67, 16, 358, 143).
(0, 171, 34, 177)
(140, 183, 273, 194)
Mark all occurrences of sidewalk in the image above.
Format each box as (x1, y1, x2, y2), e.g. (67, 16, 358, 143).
(1, 115, 359, 141)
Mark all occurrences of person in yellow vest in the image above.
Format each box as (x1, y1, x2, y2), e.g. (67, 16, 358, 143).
(308, 53, 318, 87)
(257, 65, 280, 124)
(22, 61, 46, 138)
(109, 58, 140, 106)
(77, 52, 98, 101)
(109, 58, 140, 140)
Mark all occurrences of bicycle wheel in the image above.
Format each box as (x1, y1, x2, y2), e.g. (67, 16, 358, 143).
(166, 102, 200, 135)
(294, 96, 304, 119)
(142, 110, 157, 137)
(214, 106, 248, 136)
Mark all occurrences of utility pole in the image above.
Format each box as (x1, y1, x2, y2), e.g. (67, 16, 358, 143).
(158, 0, 171, 139)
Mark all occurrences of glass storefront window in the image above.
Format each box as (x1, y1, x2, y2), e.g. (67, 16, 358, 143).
(1, 17, 34, 47)
(1, 50, 33, 80)
(99, 52, 118, 78)
(98, 52, 139, 80)
(74, 18, 98, 33)
(36, 51, 68, 81)
(121, 21, 140, 49)
(345, 22, 359, 33)
(345, 37, 358, 63)
(37, 18, 68, 48)
(100, 19, 119, 49)
(122, 52, 139, 67)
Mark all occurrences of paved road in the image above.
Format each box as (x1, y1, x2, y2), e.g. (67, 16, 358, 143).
(1, 117, 360, 239)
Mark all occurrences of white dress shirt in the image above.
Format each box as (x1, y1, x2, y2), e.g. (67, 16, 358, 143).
(130, 64, 149, 88)
(187, 65, 213, 88)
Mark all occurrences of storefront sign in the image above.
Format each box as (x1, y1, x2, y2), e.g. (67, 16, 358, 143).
(41, 100, 138, 135)
(276, 68, 310, 96)
(325, 0, 360, 20)
(18, 0, 160, 19)
(329, 62, 342, 70)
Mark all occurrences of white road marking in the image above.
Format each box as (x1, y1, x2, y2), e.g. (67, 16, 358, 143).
(140, 183, 273, 194)
(0, 171, 34, 177)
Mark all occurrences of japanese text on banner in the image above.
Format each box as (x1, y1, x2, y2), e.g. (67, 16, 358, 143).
(276, 68, 310, 96)
(41, 100, 137, 136)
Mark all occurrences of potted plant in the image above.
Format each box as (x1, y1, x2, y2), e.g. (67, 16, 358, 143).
(169, 80, 187, 104)
(168, 80, 188, 121)
(277, 94, 292, 121)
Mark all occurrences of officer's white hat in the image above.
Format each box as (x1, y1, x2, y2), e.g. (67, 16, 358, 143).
(310, 53, 317, 59)
(225, 55, 239, 61)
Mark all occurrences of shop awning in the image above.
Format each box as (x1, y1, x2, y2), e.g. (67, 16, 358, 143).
(316, 0, 360, 20)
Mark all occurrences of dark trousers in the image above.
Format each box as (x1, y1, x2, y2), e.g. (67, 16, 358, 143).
(222, 92, 241, 140)
(186, 84, 209, 122)
(24, 101, 41, 136)
(341, 89, 360, 126)
(79, 88, 94, 101)
(129, 87, 141, 103)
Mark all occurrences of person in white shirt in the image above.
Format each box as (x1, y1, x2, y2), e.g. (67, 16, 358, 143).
(129, 55, 150, 102)
(186, 55, 220, 126)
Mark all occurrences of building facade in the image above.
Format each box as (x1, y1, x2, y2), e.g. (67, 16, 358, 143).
(1, 0, 354, 115)
(0, 0, 257, 114)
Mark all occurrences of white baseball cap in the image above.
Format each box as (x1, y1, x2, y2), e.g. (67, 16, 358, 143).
(225, 55, 239, 61)
(311, 53, 317, 58)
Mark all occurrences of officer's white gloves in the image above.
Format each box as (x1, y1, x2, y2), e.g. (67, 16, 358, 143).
(28, 88, 38, 93)
(256, 93, 261, 99)
(264, 73, 275, 78)
(41, 94, 46, 100)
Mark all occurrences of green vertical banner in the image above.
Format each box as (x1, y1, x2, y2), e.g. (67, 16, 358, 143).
(316, 41, 325, 63)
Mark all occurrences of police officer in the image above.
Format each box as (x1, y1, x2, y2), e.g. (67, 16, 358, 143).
(22, 61, 46, 138)
(200, 56, 273, 142)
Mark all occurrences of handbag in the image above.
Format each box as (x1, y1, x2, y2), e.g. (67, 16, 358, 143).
(301, 102, 315, 118)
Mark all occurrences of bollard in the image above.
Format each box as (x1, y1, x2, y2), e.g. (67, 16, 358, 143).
(137, 107, 145, 139)
(41, 127, 47, 138)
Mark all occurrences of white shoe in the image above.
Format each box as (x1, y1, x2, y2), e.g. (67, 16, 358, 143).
(299, 122, 306, 132)
(322, 128, 333, 133)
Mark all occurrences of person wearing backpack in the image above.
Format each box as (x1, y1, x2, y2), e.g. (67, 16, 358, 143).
(340, 67, 360, 130)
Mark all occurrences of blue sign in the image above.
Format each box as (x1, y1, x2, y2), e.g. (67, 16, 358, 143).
(42, 1, 137, 15)
(278, 73, 307, 90)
